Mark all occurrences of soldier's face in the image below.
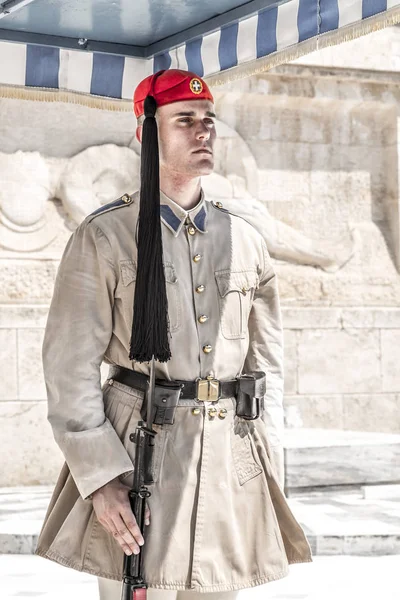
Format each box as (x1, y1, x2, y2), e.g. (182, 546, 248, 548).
(155, 99, 216, 177)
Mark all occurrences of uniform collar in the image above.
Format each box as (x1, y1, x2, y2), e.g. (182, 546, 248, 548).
(160, 189, 207, 237)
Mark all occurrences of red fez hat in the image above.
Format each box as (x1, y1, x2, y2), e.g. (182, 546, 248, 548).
(133, 69, 214, 118)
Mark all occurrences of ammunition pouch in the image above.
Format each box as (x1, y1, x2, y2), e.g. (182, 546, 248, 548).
(235, 371, 266, 420)
(140, 381, 182, 425)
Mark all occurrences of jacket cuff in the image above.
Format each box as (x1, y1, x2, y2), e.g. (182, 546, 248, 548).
(60, 419, 134, 500)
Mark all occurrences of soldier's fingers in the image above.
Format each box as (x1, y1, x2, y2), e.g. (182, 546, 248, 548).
(98, 515, 122, 541)
(119, 506, 145, 546)
(110, 514, 141, 556)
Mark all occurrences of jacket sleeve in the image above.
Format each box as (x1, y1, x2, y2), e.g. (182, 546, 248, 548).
(243, 237, 285, 489)
(42, 218, 134, 500)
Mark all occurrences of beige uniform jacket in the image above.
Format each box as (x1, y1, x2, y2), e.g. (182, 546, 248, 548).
(35, 189, 312, 592)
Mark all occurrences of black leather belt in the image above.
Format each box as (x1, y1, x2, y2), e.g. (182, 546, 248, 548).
(108, 365, 238, 401)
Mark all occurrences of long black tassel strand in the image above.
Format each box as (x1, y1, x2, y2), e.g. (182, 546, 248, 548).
(129, 95, 171, 363)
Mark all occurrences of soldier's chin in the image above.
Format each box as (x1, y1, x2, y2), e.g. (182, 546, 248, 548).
(191, 157, 214, 175)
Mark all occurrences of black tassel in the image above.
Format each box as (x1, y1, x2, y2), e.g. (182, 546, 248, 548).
(129, 95, 171, 363)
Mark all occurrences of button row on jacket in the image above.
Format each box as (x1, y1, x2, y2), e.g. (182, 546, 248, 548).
(196, 284, 205, 293)
(191, 407, 228, 419)
(198, 314, 208, 324)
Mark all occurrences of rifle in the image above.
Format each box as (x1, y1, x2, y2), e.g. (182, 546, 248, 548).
(121, 356, 157, 600)
(121, 357, 182, 600)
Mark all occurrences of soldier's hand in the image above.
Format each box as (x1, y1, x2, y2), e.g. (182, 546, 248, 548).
(91, 477, 151, 556)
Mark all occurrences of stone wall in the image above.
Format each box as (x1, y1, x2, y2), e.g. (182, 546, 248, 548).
(0, 306, 109, 486)
(282, 307, 400, 432)
(1, 27, 400, 485)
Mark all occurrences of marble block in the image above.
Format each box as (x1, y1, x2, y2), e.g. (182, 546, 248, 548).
(298, 329, 381, 394)
(17, 329, 46, 400)
(381, 330, 400, 392)
(316, 535, 345, 555)
(342, 535, 400, 556)
(361, 484, 400, 500)
(0, 260, 58, 303)
(284, 391, 400, 433)
(284, 428, 400, 489)
(0, 401, 63, 486)
(0, 532, 35, 554)
(283, 330, 297, 394)
(284, 394, 343, 429)
(282, 308, 341, 329)
(343, 393, 400, 433)
(0, 329, 17, 400)
(0, 305, 49, 329)
(341, 308, 400, 329)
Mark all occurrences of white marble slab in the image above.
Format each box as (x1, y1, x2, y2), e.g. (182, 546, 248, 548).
(283, 428, 400, 448)
(284, 428, 400, 488)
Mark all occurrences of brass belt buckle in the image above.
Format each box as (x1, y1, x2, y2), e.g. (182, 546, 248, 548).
(196, 376, 220, 402)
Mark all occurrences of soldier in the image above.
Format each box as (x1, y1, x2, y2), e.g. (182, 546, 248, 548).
(35, 69, 312, 600)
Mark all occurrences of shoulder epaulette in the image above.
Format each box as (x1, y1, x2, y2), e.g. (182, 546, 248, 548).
(87, 193, 133, 222)
(210, 199, 262, 233)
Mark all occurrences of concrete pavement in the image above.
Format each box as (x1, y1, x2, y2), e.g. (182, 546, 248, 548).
(1, 554, 399, 600)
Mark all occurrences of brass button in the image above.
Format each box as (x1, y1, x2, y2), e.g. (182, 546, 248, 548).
(193, 254, 201, 263)
(108, 378, 114, 385)
(188, 226, 196, 235)
(202, 344, 212, 354)
(219, 409, 228, 419)
(192, 408, 201, 416)
(121, 194, 131, 203)
(196, 285, 205, 293)
(198, 314, 208, 324)
(215, 201, 223, 209)
(241, 286, 249, 295)
(208, 407, 218, 418)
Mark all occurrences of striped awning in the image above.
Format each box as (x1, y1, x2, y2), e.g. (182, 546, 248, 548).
(0, 0, 399, 102)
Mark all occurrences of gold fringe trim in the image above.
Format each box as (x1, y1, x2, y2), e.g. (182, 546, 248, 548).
(0, 84, 131, 111)
(0, 6, 399, 106)
(205, 5, 400, 87)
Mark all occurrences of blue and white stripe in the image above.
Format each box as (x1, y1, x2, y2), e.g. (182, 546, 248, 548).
(0, 0, 398, 100)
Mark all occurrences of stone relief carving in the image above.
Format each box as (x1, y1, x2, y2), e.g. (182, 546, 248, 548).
(0, 150, 62, 252)
(0, 146, 140, 252)
(0, 131, 358, 273)
(57, 144, 140, 228)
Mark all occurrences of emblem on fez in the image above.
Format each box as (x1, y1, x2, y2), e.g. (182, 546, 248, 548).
(190, 78, 203, 94)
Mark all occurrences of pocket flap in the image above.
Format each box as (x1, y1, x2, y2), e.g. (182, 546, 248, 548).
(164, 262, 178, 284)
(120, 260, 177, 286)
(120, 260, 137, 286)
(215, 269, 259, 298)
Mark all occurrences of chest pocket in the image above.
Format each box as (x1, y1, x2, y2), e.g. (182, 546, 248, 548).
(215, 269, 259, 339)
(120, 260, 181, 333)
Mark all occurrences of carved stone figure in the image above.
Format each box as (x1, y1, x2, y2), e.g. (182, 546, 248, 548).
(0, 138, 357, 273)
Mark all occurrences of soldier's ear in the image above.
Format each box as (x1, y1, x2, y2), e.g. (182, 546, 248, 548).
(136, 125, 143, 144)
